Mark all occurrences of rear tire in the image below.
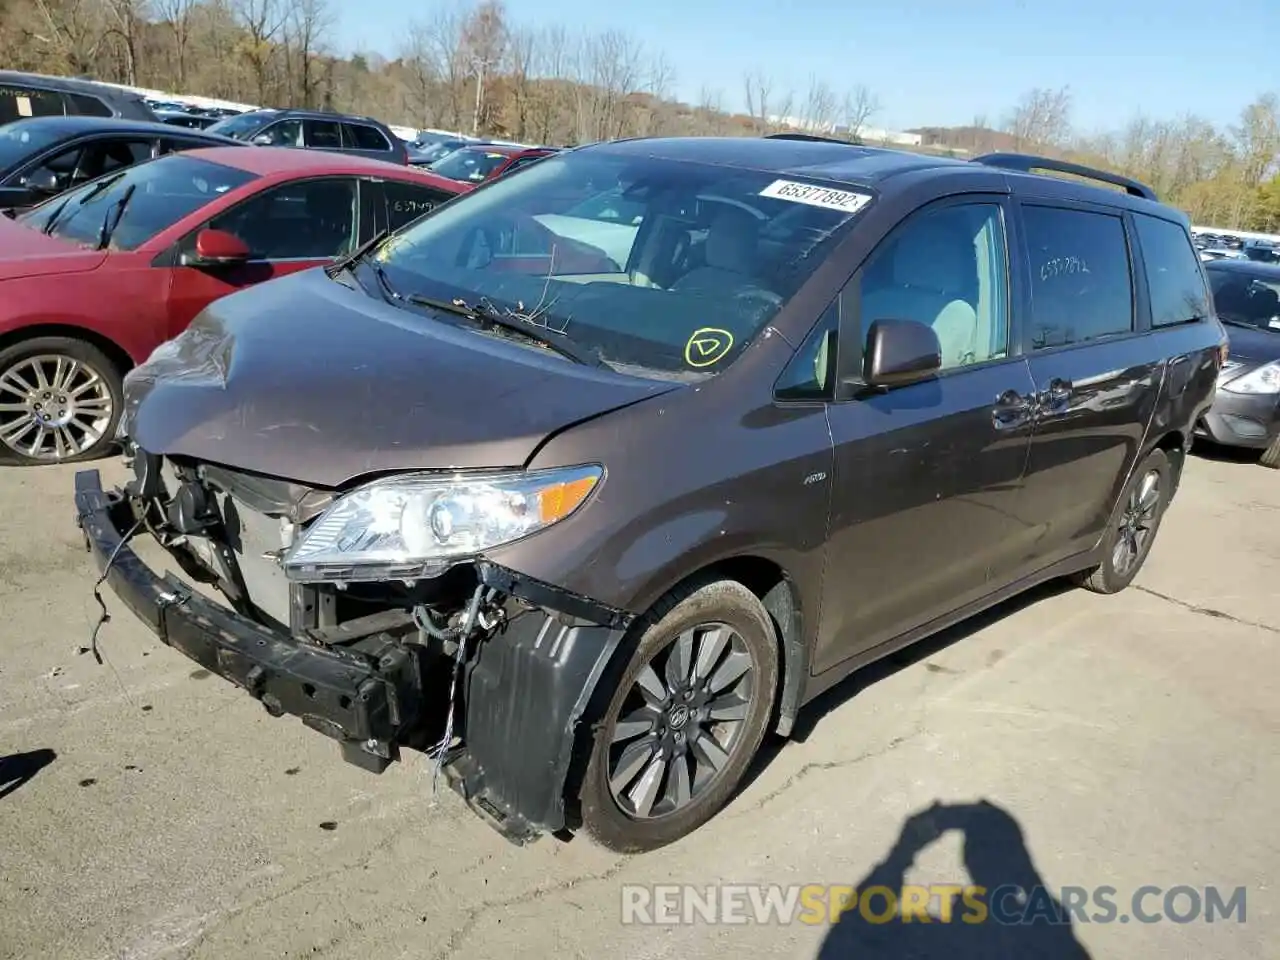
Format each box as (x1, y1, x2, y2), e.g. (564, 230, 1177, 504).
(576, 578, 779, 853)
(1260, 434, 1280, 470)
(0, 337, 124, 466)
(1074, 448, 1171, 595)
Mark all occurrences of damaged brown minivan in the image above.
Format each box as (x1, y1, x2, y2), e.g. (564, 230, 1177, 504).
(74, 135, 1223, 852)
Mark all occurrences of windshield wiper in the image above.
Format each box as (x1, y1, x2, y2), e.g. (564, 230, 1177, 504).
(405, 293, 605, 367)
(96, 183, 136, 249)
(325, 227, 389, 279)
(40, 171, 127, 237)
(1219, 317, 1268, 331)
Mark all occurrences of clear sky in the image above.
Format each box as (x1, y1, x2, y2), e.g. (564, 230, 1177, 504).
(332, 0, 1280, 135)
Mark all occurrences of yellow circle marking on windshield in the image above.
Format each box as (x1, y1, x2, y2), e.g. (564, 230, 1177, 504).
(684, 328, 734, 367)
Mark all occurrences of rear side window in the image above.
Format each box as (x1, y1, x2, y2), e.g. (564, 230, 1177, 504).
(1022, 205, 1134, 349)
(346, 123, 390, 151)
(1134, 213, 1211, 327)
(68, 93, 113, 117)
(305, 119, 342, 149)
(0, 85, 66, 122)
(383, 180, 453, 230)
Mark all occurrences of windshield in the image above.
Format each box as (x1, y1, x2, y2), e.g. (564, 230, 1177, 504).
(0, 123, 63, 170)
(429, 148, 513, 183)
(1207, 267, 1280, 331)
(372, 148, 871, 379)
(17, 153, 258, 250)
(205, 112, 270, 140)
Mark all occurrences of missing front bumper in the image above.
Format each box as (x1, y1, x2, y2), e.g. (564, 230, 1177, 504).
(73, 467, 631, 844)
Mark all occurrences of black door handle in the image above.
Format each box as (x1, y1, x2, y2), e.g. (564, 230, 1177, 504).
(992, 389, 1034, 430)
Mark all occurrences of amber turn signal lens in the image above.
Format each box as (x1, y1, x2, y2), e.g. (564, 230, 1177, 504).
(537, 474, 599, 524)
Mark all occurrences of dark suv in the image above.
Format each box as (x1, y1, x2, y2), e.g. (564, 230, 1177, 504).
(0, 71, 157, 125)
(74, 136, 1224, 854)
(205, 108, 409, 165)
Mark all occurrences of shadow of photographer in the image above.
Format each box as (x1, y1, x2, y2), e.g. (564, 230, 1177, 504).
(818, 799, 1092, 959)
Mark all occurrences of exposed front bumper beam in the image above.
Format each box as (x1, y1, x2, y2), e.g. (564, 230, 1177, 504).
(73, 467, 630, 845)
(73, 469, 423, 767)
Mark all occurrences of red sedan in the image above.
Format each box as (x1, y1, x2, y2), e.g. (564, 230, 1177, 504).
(426, 143, 558, 185)
(0, 147, 466, 464)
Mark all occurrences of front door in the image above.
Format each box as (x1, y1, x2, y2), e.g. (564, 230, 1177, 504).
(814, 197, 1038, 674)
(164, 176, 363, 337)
(1009, 201, 1163, 574)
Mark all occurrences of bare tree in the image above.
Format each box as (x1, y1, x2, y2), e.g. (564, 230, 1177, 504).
(153, 0, 196, 88)
(801, 75, 838, 133)
(1004, 85, 1073, 150)
(840, 84, 879, 140)
(232, 0, 286, 104)
(102, 0, 146, 85)
(400, 20, 440, 127)
(460, 0, 507, 135)
(285, 0, 331, 108)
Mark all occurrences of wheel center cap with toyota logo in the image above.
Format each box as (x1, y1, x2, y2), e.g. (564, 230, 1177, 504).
(667, 703, 691, 730)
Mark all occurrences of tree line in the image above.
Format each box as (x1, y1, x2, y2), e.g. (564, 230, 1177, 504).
(3, 0, 1279, 230)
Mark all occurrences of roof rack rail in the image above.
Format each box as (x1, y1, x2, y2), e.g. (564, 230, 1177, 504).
(971, 152, 1158, 201)
(764, 132, 857, 145)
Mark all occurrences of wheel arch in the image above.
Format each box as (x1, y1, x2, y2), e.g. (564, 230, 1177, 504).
(625, 553, 809, 738)
(0, 323, 137, 380)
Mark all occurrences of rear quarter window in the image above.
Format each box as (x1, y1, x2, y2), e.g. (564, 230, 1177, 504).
(1133, 213, 1212, 327)
(68, 93, 114, 117)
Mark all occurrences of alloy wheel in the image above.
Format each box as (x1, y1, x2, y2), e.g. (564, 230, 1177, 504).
(607, 622, 756, 820)
(0, 354, 114, 461)
(1112, 469, 1160, 577)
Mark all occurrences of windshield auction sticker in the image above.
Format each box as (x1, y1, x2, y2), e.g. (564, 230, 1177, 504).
(758, 179, 872, 214)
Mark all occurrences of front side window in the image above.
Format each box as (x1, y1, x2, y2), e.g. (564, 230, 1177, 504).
(304, 119, 342, 150)
(1022, 205, 1134, 349)
(1134, 213, 1211, 327)
(858, 202, 1010, 370)
(259, 119, 303, 147)
(429, 148, 512, 183)
(16, 154, 258, 250)
(373, 149, 871, 379)
(203, 177, 357, 260)
(206, 112, 275, 140)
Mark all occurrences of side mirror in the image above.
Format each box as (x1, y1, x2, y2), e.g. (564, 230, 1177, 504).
(250, 133, 274, 146)
(181, 228, 251, 267)
(862, 318, 942, 388)
(21, 169, 62, 196)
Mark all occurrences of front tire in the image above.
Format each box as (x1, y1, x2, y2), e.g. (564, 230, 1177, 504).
(577, 579, 779, 853)
(0, 337, 124, 466)
(1074, 448, 1171, 595)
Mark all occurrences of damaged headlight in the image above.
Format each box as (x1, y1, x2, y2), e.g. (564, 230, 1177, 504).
(282, 464, 602, 582)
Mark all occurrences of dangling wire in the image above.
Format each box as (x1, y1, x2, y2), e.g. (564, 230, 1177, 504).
(422, 584, 485, 795)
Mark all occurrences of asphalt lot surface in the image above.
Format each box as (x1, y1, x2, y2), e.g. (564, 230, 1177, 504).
(0, 449, 1276, 960)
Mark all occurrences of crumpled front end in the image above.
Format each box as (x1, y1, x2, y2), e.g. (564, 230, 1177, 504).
(73, 444, 635, 844)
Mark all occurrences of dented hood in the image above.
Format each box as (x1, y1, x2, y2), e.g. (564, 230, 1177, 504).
(122, 268, 677, 487)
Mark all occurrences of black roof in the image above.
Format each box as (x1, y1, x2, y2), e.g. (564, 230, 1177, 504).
(2, 115, 239, 143)
(235, 107, 391, 126)
(0, 70, 146, 102)
(589, 136, 1174, 214)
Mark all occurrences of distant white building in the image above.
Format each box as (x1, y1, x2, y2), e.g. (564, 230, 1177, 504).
(767, 115, 922, 147)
